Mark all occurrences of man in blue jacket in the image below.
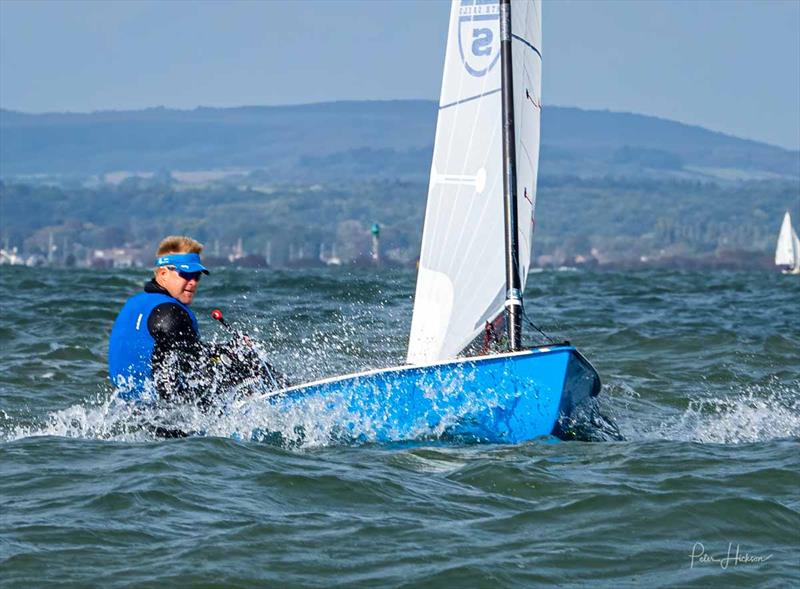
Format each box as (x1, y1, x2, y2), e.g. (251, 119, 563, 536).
(108, 235, 212, 403)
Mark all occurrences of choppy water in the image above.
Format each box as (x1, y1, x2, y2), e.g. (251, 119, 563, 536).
(1, 266, 798, 588)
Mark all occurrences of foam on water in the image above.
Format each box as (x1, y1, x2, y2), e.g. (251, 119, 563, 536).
(1, 391, 147, 442)
(654, 382, 800, 444)
(602, 376, 800, 445)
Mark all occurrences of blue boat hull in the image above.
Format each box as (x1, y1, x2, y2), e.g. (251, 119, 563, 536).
(244, 345, 600, 444)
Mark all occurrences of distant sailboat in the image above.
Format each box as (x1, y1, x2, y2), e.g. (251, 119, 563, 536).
(775, 211, 800, 275)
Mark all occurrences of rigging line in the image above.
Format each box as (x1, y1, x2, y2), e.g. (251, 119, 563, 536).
(521, 306, 557, 344)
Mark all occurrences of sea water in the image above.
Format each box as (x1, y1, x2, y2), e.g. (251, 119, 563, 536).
(1, 267, 798, 588)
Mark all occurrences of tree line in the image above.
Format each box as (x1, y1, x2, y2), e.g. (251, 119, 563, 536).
(1, 175, 797, 268)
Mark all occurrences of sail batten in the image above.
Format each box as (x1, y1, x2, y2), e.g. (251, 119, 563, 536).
(407, 0, 541, 364)
(440, 88, 502, 110)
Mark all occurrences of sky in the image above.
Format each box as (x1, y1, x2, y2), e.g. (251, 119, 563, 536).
(1, 0, 798, 149)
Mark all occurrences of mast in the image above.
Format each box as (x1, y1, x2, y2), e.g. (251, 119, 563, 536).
(500, 0, 523, 351)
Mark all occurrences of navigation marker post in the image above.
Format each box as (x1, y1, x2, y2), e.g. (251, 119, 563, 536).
(371, 223, 381, 265)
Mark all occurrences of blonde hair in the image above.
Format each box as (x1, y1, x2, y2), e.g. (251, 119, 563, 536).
(156, 235, 204, 256)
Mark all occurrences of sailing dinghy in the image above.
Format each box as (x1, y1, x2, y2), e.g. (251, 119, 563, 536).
(775, 211, 800, 275)
(237, 0, 601, 443)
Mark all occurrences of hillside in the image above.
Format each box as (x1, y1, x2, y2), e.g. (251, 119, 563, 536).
(1, 101, 797, 180)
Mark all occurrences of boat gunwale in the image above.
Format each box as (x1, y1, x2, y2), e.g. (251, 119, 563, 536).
(242, 345, 576, 403)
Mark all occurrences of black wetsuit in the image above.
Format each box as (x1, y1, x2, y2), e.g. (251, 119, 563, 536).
(146, 279, 289, 402)
(140, 279, 211, 404)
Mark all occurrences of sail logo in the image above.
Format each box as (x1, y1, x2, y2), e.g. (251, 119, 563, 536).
(457, 0, 500, 77)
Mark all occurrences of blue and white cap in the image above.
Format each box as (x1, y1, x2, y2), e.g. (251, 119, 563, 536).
(155, 252, 209, 274)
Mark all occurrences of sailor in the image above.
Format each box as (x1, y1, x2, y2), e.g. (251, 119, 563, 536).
(108, 235, 214, 404)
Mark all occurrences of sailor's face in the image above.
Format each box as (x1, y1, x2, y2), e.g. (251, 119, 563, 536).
(158, 267, 201, 305)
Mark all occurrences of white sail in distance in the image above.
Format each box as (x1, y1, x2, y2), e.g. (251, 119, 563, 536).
(775, 211, 800, 269)
(407, 0, 542, 364)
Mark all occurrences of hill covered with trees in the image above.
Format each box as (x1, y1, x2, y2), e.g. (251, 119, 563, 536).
(1, 101, 797, 269)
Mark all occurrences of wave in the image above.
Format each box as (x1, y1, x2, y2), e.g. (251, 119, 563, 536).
(654, 384, 800, 444)
(603, 377, 800, 445)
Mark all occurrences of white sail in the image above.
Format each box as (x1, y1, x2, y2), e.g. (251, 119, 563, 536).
(511, 0, 542, 293)
(407, 0, 542, 364)
(775, 211, 799, 268)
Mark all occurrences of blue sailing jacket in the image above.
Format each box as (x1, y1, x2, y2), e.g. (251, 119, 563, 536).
(108, 290, 199, 401)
